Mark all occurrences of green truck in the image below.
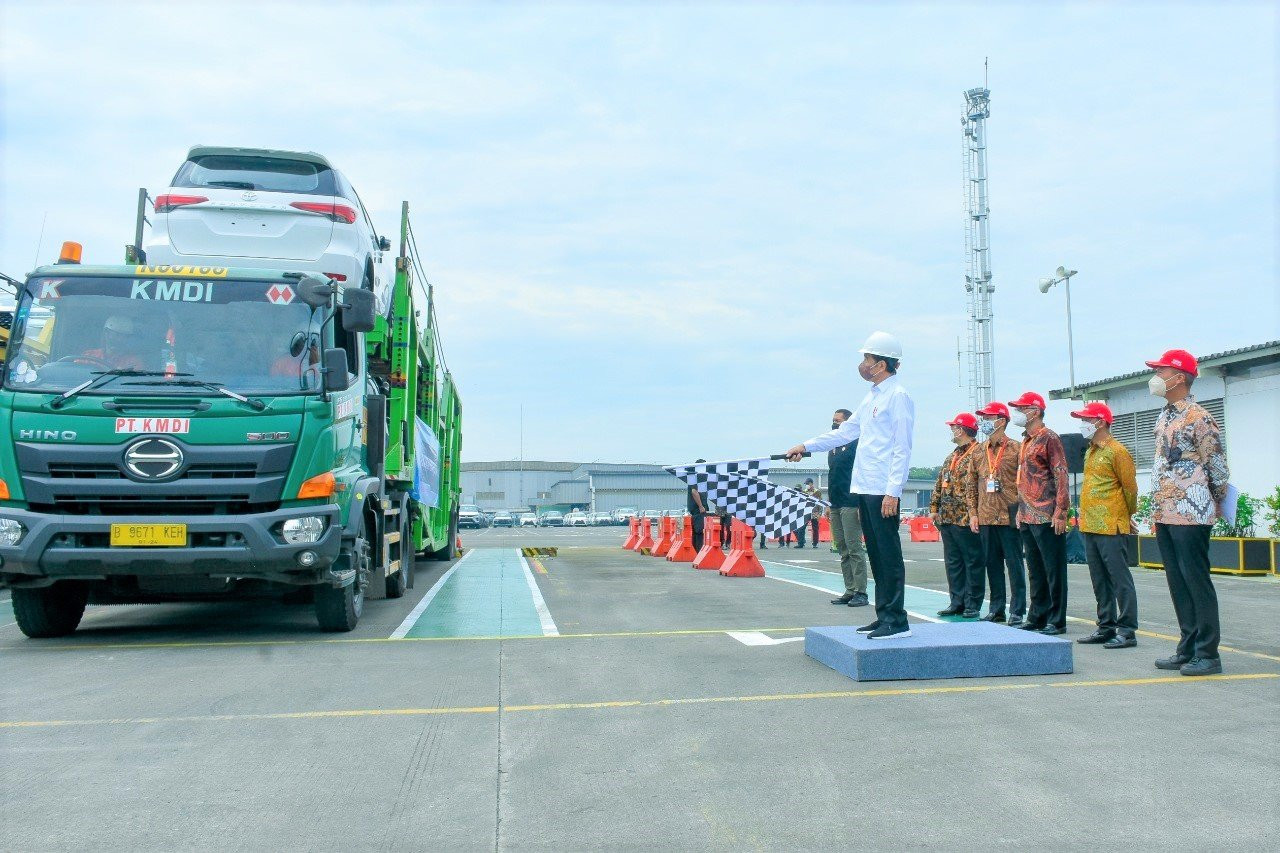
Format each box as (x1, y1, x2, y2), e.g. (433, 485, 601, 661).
(0, 203, 461, 635)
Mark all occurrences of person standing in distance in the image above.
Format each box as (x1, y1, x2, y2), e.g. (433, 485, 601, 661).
(825, 409, 871, 608)
(786, 332, 915, 639)
(966, 402, 1026, 627)
(1070, 402, 1139, 649)
(931, 413, 984, 619)
(796, 478, 821, 548)
(1008, 391, 1070, 635)
(687, 459, 708, 553)
(1146, 349, 1230, 676)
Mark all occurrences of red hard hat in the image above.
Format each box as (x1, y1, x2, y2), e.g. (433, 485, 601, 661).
(1144, 348, 1199, 377)
(1070, 401, 1114, 424)
(1008, 391, 1047, 411)
(976, 401, 1010, 419)
(945, 412, 979, 430)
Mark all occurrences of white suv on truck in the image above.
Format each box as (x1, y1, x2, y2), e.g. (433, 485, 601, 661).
(143, 146, 393, 311)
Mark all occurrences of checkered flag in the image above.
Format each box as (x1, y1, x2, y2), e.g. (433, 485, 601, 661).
(665, 460, 827, 539)
(665, 458, 769, 507)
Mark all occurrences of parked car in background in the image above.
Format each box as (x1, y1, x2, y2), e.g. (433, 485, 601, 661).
(143, 146, 394, 310)
(518, 513, 538, 527)
(563, 511, 589, 527)
(588, 512, 613, 526)
(640, 510, 662, 525)
(612, 507, 638, 525)
(491, 511, 514, 528)
(458, 504, 489, 529)
(539, 511, 565, 527)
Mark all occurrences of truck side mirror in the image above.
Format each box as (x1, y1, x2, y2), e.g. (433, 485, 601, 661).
(378, 236, 391, 252)
(340, 288, 376, 333)
(297, 275, 334, 309)
(322, 348, 349, 392)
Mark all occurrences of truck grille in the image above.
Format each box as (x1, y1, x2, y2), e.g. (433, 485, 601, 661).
(43, 494, 269, 516)
(47, 463, 259, 480)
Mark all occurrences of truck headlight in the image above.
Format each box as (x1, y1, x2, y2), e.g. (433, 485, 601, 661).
(281, 516, 325, 544)
(0, 518, 25, 547)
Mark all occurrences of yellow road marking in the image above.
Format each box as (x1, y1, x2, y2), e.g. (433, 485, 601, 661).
(21, 627, 809, 652)
(2, 673, 1273, 730)
(529, 557, 548, 574)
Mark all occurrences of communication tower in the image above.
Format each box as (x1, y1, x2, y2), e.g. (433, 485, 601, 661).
(962, 74, 994, 409)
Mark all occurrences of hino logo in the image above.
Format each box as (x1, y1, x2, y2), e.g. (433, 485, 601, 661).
(18, 429, 77, 441)
(123, 438, 184, 481)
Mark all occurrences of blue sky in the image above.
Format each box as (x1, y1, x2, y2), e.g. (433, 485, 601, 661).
(2, 2, 1276, 468)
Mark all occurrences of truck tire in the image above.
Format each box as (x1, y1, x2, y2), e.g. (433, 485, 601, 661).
(433, 506, 459, 561)
(12, 581, 89, 638)
(315, 526, 368, 632)
(385, 498, 410, 599)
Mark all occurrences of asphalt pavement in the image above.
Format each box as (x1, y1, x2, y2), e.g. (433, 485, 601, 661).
(2, 525, 1277, 851)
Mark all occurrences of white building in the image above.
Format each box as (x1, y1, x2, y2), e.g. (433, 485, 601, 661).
(1049, 340, 1280, 503)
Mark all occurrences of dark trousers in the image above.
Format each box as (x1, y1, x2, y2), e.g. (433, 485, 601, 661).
(856, 493, 907, 630)
(940, 523, 984, 611)
(1021, 522, 1068, 629)
(979, 522, 1026, 619)
(720, 515, 731, 547)
(794, 515, 820, 547)
(1083, 532, 1138, 635)
(690, 514, 705, 553)
(1155, 523, 1220, 659)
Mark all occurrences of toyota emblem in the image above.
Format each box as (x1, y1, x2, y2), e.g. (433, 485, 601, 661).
(241, 190, 258, 201)
(123, 438, 184, 481)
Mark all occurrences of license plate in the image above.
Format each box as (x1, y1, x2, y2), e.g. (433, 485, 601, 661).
(110, 524, 187, 547)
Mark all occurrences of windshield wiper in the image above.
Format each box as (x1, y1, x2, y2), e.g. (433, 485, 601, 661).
(123, 378, 266, 411)
(49, 369, 176, 410)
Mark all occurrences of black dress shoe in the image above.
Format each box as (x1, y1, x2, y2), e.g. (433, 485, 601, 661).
(1007, 619, 1024, 628)
(1038, 626, 1065, 636)
(1155, 654, 1192, 670)
(1103, 634, 1136, 649)
(1017, 622, 1046, 631)
(1077, 630, 1115, 644)
(1180, 657, 1222, 676)
(856, 620, 880, 634)
(831, 594, 854, 605)
(981, 612, 1006, 623)
(962, 609, 981, 619)
(847, 592, 870, 607)
(937, 606, 965, 616)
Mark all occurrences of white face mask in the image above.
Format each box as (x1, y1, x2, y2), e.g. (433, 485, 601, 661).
(1079, 421, 1098, 440)
(977, 419, 996, 439)
(1009, 410, 1028, 428)
(1148, 375, 1168, 397)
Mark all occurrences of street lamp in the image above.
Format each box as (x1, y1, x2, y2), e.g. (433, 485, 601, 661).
(1038, 266, 1079, 399)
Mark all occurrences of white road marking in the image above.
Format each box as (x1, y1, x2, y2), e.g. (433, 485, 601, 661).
(929, 558, 945, 562)
(519, 553, 560, 637)
(388, 549, 477, 639)
(726, 631, 805, 646)
(785, 559, 819, 564)
(762, 567, 943, 625)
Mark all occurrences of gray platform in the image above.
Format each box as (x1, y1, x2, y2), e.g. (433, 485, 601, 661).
(805, 621, 1073, 682)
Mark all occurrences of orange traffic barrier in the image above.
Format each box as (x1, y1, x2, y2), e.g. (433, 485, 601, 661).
(818, 515, 832, 542)
(666, 514, 699, 562)
(634, 517, 655, 552)
(623, 517, 640, 550)
(692, 516, 725, 570)
(908, 515, 941, 543)
(651, 516, 675, 557)
(720, 519, 765, 578)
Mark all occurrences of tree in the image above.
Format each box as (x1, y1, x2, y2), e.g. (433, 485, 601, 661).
(909, 466, 941, 480)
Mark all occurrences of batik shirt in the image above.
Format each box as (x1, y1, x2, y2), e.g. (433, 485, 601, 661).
(966, 435, 1021, 526)
(930, 443, 977, 526)
(1152, 396, 1229, 526)
(1015, 426, 1070, 526)
(1080, 435, 1138, 535)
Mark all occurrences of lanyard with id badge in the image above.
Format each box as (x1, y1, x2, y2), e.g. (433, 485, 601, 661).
(943, 444, 975, 490)
(984, 441, 1006, 494)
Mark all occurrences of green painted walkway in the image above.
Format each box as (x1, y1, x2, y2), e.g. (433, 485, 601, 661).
(761, 559, 966, 622)
(392, 548, 557, 639)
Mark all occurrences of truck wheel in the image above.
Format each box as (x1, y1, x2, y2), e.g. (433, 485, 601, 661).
(315, 530, 368, 632)
(385, 499, 410, 599)
(433, 506, 459, 561)
(12, 582, 89, 638)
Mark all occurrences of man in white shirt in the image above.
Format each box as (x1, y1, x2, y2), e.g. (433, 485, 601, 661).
(786, 331, 916, 639)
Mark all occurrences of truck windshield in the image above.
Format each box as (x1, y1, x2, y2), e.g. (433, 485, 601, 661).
(4, 274, 324, 396)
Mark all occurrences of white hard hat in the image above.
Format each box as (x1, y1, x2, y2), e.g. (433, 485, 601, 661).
(858, 330, 902, 360)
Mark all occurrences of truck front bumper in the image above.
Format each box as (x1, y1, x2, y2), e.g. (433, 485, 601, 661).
(0, 505, 344, 587)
